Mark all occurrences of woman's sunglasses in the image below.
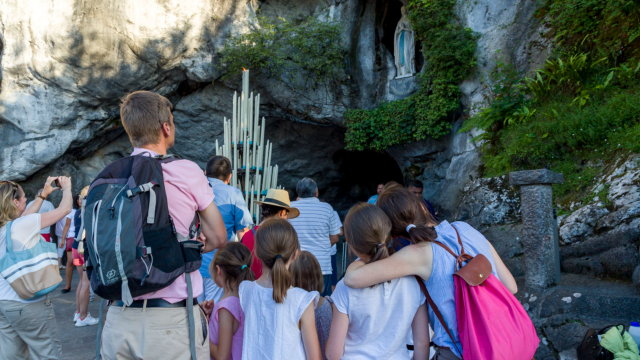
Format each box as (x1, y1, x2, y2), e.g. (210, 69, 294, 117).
(0, 181, 19, 198)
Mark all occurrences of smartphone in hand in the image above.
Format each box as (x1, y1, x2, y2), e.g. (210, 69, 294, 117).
(53, 178, 61, 188)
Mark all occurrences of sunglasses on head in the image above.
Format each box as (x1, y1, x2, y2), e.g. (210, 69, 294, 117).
(0, 181, 19, 198)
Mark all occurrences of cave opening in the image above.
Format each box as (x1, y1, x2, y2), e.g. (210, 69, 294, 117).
(326, 149, 404, 215)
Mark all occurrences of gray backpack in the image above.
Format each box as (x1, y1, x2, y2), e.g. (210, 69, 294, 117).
(83, 153, 202, 303)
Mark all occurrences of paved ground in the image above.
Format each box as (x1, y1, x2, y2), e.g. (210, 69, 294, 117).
(51, 241, 353, 360)
(51, 268, 105, 360)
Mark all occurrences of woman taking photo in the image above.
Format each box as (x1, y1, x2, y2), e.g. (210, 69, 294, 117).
(344, 185, 517, 360)
(0, 176, 73, 359)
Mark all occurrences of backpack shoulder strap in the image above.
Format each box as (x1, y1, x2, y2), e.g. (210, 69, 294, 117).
(5, 221, 13, 253)
(433, 224, 474, 271)
(415, 275, 463, 358)
(155, 154, 182, 164)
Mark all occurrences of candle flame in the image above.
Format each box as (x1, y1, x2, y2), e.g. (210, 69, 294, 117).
(243, 67, 247, 71)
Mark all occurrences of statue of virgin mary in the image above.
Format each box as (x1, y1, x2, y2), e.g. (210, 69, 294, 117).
(394, 6, 416, 79)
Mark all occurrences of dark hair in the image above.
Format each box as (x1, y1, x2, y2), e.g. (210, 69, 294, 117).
(290, 251, 323, 293)
(120, 91, 174, 147)
(408, 180, 423, 189)
(344, 203, 391, 264)
(260, 204, 287, 222)
(296, 177, 318, 198)
(255, 218, 299, 303)
(376, 186, 438, 244)
(211, 242, 256, 292)
(206, 156, 232, 181)
(73, 193, 81, 210)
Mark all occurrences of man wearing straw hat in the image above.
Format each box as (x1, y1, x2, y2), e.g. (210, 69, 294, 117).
(289, 178, 340, 296)
(199, 155, 254, 303)
(241, 189, 299, 278)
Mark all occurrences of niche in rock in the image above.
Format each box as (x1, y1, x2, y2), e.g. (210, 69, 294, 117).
(377, 0, 423, 73)
(327, 149, 404, 214)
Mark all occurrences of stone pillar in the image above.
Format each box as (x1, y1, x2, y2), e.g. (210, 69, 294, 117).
(510, 169, 563, 289)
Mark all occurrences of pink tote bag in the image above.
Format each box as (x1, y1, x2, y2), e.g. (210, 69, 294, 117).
(416, 227, 539, 360)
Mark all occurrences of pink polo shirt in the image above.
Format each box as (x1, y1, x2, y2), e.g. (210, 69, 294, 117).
(131, 148, 215, 303)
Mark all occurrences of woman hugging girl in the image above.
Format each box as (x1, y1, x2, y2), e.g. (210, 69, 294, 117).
(325, 203, 431, 360)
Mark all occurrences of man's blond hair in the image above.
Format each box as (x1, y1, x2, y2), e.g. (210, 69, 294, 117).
(120, 91, 173, 147)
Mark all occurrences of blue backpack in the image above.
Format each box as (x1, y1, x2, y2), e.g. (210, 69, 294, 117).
(0, 221, 62, 300)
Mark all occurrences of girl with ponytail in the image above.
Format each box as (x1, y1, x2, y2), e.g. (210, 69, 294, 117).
(208, 242, 254, 360)
(239, 218, 322, 360)
(343, 185, 517, 360)
(325, 203, 431, 360)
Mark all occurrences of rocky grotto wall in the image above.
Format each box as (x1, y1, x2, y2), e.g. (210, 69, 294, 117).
(3, 0, 640, 358)
(0, 0, 551, 213)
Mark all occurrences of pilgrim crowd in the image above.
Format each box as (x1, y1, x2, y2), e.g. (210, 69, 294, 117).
(0, 91, 519, 360)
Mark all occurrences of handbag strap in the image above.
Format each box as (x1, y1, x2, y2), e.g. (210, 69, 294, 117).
(415, 275, 464, 358)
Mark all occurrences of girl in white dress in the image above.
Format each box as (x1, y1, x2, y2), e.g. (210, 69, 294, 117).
(239, 218, 322, 360)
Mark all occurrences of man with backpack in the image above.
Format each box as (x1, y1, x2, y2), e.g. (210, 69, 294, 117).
(94, 91, 227, 360)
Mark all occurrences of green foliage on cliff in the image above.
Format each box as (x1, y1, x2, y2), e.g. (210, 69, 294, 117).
(461, 0, 640, 203)
(218, 15, 345, 91)
(344, 0, 478, 151)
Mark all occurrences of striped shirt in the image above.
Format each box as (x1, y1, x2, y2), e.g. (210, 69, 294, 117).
(289, 198, 341, 274)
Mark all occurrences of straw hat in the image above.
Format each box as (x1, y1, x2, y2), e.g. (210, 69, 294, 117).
(255, 189, 300, 219)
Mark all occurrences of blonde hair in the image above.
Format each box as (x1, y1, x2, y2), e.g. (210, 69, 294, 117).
(255, 218, 299, 303)
(0, 181, 24, 228)
(290, 251, 323, 293)
(210, 242, 255, 292)
(120, 91, 173, 147)
(344, 203, 392, 264)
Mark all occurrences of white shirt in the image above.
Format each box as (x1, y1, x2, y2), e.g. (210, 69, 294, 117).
(331, 276, 426, 359)
(288, 198, 341, 274)
(239, 281, 319, 360)
(330, 211, 342, 256)
(26, 200, 55, 235)
(0, 214, 45, 303)
(55, 209, 76, 239)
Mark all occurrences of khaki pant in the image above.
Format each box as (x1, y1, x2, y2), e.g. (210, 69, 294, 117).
(100, 304, 209, 360)
(0, 297, 62, 360)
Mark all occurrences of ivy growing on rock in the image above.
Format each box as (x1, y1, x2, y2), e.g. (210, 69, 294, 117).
(345, 0, 478, 151)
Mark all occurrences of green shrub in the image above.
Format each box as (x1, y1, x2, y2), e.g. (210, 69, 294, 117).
(344, 0, 478, 151)
(482, 86, 640, 198)
(541, 0, 640, 58)
(217, 15, 345, 91)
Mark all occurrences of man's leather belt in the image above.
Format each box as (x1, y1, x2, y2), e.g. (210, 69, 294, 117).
(112, 298, 198, 308)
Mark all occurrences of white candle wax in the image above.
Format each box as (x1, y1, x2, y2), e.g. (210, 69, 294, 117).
(232, 92, 237, 145)
(273, 164, 278, 189)
(260, 117, 265, 152)
(248, 92, 253, 147)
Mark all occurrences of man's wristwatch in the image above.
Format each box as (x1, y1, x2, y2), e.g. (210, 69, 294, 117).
(37, 191, 47, 200)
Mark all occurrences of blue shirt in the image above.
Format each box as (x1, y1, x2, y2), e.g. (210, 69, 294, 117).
(367, 195, 378, 204)
(425, 221, 498, 357)
(199, 178, 254, 277)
